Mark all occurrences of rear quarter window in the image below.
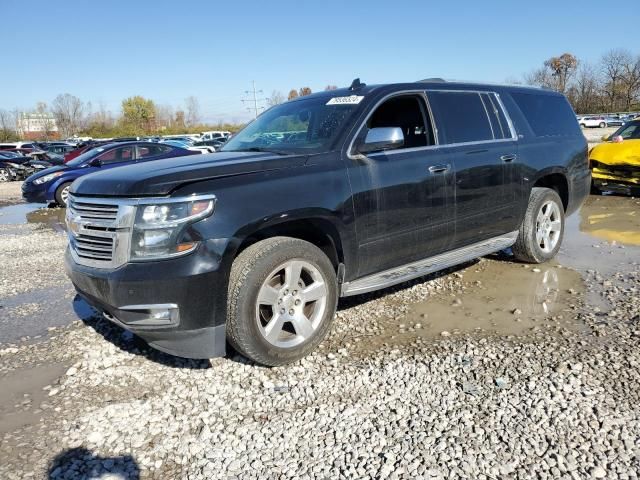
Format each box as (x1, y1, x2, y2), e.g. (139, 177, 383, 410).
(510, 92, 580, 137)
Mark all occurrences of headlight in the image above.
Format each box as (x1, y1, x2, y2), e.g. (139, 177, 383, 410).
(130, 197, 215, 260)
(33, 171, 64, 184)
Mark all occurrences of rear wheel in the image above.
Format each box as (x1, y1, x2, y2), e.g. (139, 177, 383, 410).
(54, 182, 72, 207)
(0, 168, 10, 182)
(227, 237, 338, 366)
(512, 187, 565, 264)
(599, 122, 606, 128)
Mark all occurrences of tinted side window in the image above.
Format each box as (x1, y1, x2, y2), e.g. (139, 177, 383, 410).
(98, 146, 134, 165)
(511, 92, 580, 137)
(137, 144, 171, 159)
(481, 93, 512, 140)
(427, 91, 493, 144)
(366, 95, 433, 149)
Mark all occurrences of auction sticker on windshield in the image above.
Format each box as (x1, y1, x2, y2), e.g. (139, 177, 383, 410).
(326, 95, 364, 105)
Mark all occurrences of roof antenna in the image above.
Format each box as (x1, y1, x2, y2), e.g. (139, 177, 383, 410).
(349, 78, 366, 91)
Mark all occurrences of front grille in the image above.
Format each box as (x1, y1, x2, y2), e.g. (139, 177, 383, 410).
(68, 198, 119, 222)
(72, 233, 114, 262)
(66, 194, 135, 269)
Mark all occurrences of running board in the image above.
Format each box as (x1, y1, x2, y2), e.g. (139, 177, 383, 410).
(340, 231, 518, 297)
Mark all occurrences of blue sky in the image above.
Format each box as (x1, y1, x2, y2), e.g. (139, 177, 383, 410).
(2, 0, 638, 123)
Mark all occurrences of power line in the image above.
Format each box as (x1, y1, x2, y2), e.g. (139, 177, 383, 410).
(241, 80, 267, 119)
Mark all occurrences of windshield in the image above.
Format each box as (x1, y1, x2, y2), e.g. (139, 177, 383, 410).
(66, 146, 104, 167)
(221, 95, 362, 154)
(613, 121, 640, 139)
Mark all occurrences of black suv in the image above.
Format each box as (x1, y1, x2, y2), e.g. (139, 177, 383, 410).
(65, 79, 590, 366)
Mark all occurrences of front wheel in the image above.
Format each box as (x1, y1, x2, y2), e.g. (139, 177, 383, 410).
(54, 182, 72, 207)
(226, 237, 338, 366)
(599, 122, 606, 128)
(0, 167, 10, 182)
(512, 187, 565, 264)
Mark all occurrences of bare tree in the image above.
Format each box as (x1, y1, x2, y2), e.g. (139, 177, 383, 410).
(0, 109, 17, 141)
(185, 96, 200, 127)
(571, 62, 602, 113)
(266, 90, 285, 107)
(155, 104, 175, 130)
(324, 85, 338, 91)
(600, 49, 631, 111)
(524, 67, 555, 89)
(287, 89, 299, 101)
(35, 102, 56, 140)
(51, 93, 86, 137)
(621, 55, 640, 111)
(298, 87, 312, 97)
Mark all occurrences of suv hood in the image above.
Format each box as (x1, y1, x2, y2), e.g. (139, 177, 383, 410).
(71, 151, 308, 197)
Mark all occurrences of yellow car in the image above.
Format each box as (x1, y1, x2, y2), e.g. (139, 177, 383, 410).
(589, 120, 640, 194)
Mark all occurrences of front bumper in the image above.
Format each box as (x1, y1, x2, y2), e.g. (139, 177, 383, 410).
(21, 181, 48, 203)
(65, 245, 229, 359)
(591, 161, 640, 195)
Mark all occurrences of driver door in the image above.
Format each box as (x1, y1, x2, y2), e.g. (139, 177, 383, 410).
(346, 93, 455, 277)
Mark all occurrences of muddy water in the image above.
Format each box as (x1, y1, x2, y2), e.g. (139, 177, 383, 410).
(402, 261, 585, 338)
(0, 362, 69, 435)
(0, 203, 66, 233)
(365, 194, 640, 347)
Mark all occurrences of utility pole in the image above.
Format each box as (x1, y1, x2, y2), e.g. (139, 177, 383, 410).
(241, 80, 266, 119)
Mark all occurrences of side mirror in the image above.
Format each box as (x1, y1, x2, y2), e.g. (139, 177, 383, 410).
(601, 134, 610, 142)
(89, 157, 102, 167)
(358, 127, 404, 154)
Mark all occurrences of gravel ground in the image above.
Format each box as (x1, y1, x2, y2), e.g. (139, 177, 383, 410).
(1, 176, 640, 479)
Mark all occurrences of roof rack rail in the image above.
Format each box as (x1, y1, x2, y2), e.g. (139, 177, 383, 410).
(417, 78, 447, 83)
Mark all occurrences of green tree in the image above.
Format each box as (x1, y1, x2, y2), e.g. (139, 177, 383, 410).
(121, 96, 156, 134)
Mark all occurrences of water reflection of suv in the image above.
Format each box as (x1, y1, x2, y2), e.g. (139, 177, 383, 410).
(65, 79, 590, 366)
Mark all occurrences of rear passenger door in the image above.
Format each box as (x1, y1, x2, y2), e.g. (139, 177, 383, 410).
(426, 90, 520, 248)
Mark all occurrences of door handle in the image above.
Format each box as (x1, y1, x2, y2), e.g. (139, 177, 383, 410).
(500, 154, 517, 163)
(428, 164, 450, 174)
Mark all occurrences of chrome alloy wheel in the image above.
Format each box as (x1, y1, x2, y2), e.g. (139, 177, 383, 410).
(255, 259, 328, 348)
(0, 168, 9, 182)
(60, 185, 70, 205)
(535, 200, 562, 253)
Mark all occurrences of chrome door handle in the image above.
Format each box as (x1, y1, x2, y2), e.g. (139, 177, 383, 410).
(428, 164, 450, 174)
(500, 154, 517, 163)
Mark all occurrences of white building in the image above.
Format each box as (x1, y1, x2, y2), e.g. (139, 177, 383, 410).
(17, 112, 58, 139)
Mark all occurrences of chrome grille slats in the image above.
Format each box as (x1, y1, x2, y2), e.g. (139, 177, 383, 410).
(66, 194, 135, 269)
(67, 197, 119, 222)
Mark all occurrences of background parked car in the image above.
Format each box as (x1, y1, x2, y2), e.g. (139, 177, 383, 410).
(22, 141, 201, 206)
(579, 116, 607, 128)
(605, 116, 625, 127)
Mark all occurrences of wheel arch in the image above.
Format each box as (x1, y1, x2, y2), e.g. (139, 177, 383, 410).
(231, 213, 346, 274)
(532, 169, 569, 211)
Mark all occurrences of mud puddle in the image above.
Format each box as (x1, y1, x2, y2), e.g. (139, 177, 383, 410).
(377, 260, 585, 346)
(0, 362, 69, 435)
(558, 195, 640, 275)
(0, 203, 66, 233)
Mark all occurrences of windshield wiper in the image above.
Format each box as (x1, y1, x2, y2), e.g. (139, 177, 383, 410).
(229, 147, 292, 156)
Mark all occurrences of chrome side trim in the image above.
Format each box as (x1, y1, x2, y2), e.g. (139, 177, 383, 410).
(340, 231, 518, 297)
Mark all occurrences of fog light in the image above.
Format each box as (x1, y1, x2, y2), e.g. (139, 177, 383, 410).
(120, 303, 180, 326)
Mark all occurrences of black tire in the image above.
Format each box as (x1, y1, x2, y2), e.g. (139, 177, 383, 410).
(54, 182, 72, 207)
(590, 180, 601, 195)
(226, 236, 338, 366)
(599, 122, 606, 128)
(512, 187, 565, 264)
